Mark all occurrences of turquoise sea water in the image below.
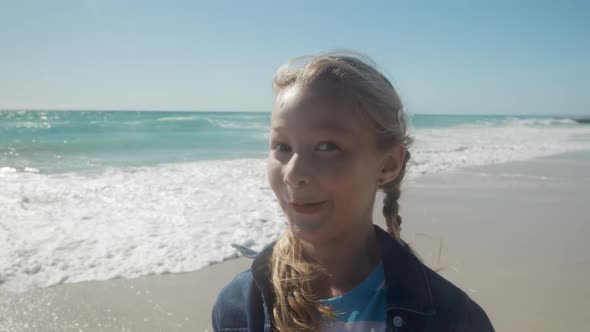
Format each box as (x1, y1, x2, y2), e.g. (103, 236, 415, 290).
(0, 110, 586, 174)
(1, 111, 270, 173)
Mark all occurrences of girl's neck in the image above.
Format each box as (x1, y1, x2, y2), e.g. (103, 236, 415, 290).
(301, 223, 381, 298)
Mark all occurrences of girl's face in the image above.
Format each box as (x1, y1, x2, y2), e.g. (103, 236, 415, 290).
(268, 82, 399, 244)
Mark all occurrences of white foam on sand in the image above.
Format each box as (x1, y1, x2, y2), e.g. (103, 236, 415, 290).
(0, 159, 285, 292)
(1, 118, 590, 292)
(408, 118, 590, 177)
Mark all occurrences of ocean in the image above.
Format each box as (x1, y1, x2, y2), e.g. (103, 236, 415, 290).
(1, 110, 590, 292)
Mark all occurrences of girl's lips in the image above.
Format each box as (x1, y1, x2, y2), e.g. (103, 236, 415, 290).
(289, 201, 327, 214)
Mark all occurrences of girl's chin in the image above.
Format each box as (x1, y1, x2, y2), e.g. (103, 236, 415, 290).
(288, 220, 332, 244)
(291, 218, 322, 232)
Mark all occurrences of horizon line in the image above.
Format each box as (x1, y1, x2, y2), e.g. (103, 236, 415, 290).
(0, 108, 587, 118)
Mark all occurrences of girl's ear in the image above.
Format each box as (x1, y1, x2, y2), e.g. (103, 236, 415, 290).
(377, 145, 405, 186)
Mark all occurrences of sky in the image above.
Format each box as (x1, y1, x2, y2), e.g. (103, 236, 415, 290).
(0, 0, 588, 115)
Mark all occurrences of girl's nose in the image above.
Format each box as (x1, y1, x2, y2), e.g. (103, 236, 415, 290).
(283, 153, 312, 188)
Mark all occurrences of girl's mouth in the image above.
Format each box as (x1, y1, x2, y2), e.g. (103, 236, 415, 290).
(289, 201, 327, 214)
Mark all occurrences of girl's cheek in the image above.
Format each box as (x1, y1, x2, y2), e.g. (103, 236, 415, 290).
(267, 158, 283, 191)
(312, 154, 352, 176)
(267, 155, 284, 172)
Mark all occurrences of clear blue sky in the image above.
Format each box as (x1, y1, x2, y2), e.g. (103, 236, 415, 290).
(1, 0, 588, 115)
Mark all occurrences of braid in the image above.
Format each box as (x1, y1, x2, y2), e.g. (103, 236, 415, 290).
(270, 232, 335, 331)
(382, 149, 411, 240)
(383, 186, 402, 238)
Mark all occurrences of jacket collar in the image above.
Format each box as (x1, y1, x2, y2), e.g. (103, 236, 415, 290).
(236, 225, 435, 317)
(250, 241, 276, 310)
(231, 242, 275, 309)
(375, 225, 435, 315)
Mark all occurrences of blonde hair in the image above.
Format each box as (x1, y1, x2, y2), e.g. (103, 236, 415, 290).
(270, 51, 412, 331)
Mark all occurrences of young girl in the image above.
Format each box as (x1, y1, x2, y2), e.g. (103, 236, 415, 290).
(212, 52, 494, 332)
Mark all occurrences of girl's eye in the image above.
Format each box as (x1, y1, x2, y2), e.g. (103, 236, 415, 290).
(317, 142, 340, 152)
(273, 143, 291, 153)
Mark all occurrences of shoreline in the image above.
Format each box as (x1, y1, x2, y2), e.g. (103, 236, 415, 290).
(1, 150, 589, 331)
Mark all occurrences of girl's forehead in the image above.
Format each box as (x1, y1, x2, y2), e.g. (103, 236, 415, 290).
(275, 82, 347, 110)
(272, 84, 368, 133)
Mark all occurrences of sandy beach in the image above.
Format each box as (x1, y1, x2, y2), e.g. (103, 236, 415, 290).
(1, 151, 589, 332)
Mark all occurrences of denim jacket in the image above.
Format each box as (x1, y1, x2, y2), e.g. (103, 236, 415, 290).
(212, 226, 494, 331)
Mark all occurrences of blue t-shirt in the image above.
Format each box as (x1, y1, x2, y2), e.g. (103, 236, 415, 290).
(319, 262, 387, 332)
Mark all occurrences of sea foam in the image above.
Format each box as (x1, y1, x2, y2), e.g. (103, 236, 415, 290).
(0, 159, 284, 292)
